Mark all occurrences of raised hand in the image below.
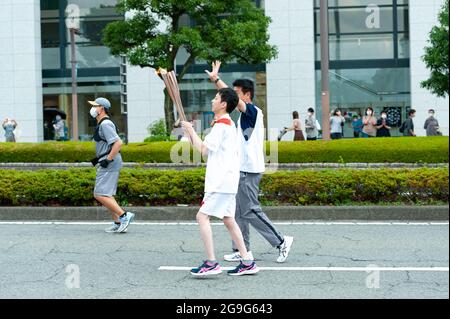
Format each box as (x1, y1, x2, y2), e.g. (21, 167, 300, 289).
(205, 61, 221, 82)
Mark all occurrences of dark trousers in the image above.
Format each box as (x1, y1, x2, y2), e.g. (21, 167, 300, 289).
(232, 172, 284, 251)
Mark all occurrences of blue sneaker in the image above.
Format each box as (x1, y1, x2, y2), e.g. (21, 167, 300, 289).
(227, 261, 260, 276)
(117, 212, 135, 233)
(190, 261, 222, 277)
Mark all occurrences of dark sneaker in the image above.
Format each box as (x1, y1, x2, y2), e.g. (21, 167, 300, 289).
(227, 261, 260, 276)
(190, 261, 222, 277)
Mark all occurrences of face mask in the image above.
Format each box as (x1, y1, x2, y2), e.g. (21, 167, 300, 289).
(90, 107, 99, 118)
(367, 111, 372, 116)
(429, 113, 434, 117)
(382, 114, 387, 119)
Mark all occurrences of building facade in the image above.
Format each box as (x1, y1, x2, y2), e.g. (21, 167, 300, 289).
(0, 0, 447, 142)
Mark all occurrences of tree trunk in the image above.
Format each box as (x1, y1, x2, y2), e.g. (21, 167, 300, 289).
(163, 89, 175, 134)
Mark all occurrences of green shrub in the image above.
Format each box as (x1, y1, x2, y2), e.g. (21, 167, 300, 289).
(0, 168, 447, 206)
(144, 119, 170, 142)
(0, 136, 448, 163)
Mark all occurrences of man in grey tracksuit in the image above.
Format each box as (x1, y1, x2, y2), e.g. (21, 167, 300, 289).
(206, 61, 294, 263)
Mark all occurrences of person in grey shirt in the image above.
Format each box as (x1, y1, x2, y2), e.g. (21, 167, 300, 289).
(2, 118, 17, 142)
(424, 109, 441, 136)
(53, 115, 65, 141)
(330, 109, 345, 139)
(88, 97, 135, 233)
(305, 107, 319, 140)
(403, 109, 416, 137)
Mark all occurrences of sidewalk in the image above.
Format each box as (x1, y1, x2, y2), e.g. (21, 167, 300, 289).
(0, 206, 448, 221)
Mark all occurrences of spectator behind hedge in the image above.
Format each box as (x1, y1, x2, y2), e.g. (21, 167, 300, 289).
(330, 109, 345, 140)
(304, 107, 319, 141)
(376, 110, 392, 137)
(53, 115, 65, 141)
(424, 109, 441, 136)
(2, 118, 17, 142)
(403, 109, 416, 137)
(362, 107, 377, 138)
(285, 111, 305, 141)
(352, 114, 363, 138)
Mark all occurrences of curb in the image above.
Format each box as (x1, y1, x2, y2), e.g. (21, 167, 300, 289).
(0, 206, 448, 221)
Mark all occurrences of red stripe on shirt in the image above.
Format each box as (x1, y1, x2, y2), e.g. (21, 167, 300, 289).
(213, 118, 232, 126)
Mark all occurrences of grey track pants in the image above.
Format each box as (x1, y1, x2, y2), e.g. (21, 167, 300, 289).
(232, 172, 284, 251)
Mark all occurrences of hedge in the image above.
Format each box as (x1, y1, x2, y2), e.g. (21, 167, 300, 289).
(0, 137, 448, 163)
(0, 168, 447, 206)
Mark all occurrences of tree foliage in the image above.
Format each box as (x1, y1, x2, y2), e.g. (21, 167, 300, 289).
(421, 0, 449, 97)
(102, 0, 278, 129)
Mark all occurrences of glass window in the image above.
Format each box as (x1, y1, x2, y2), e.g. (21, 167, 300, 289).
(41, 21, 60, 48)
(398, 33, 410, 58)
(65, 45, 120, 68)
(315, 67, 411, 136)
(321, 34, 395, 60)
(316, 7, 394, 34)
(315, 0, 395, 7)
(397, 7, 409, 32)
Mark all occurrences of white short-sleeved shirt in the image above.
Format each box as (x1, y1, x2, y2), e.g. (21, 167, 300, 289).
(203, 114, 240, 194)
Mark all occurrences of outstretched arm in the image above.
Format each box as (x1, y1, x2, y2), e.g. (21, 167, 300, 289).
(205, 61, 247, 113)
(181, 121, 208, 156)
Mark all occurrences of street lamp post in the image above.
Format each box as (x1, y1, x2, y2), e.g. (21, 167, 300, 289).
(320, 0, 331, 141)
(65, 4, 80, 141)
(69, 28, 79, 141)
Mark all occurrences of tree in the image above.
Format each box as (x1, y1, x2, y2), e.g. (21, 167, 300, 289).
(103, 0, 278, 131)
(421, 0, 449, 98)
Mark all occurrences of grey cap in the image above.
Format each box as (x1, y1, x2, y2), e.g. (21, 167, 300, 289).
(88, 97, 111, 109)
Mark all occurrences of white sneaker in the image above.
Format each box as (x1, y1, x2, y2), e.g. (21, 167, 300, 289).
(277, 236, 294, 263)
(224, 251, 254, 262)
(117, 212, 135, 233)
(104, 222, 120, 233)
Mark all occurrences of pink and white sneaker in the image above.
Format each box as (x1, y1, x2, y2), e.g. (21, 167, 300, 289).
(190, 260, 222, 277)
(227, 261, 260, 276)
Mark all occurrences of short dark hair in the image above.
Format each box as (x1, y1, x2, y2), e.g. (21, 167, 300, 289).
(232, 79, 255, 100)
(293, 111, 299, 119)
(308, 107, 315, 113)
(428, 109, 435, 113)
(408, 109, 416, 116)
(333, 109, 341, 116)
(366, 107, 374, 114)
(218, 88, 239, 114)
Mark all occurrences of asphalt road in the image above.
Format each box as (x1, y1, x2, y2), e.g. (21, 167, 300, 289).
(0, 221, 448, 299)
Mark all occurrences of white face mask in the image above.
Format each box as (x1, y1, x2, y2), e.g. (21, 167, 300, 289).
(429, 113, 434, 117)
(90, 107, 99, 118)
(382, 114, 387, 119)
(367, 111, 372, 116)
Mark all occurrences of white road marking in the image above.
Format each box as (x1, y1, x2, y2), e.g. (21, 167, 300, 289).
(159, 266, 449, 272)
(0, 221, 448, 226)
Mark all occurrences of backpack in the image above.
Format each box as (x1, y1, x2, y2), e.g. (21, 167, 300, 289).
(93, 117, 120, 143)
(399, 121, 406, 133)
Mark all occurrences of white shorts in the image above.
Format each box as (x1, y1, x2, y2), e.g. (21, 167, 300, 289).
(199, 193, 236, 219)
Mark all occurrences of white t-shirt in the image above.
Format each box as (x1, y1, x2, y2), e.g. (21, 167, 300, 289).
(203, 114, 240, 194)
(237, 103, 266, 173)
